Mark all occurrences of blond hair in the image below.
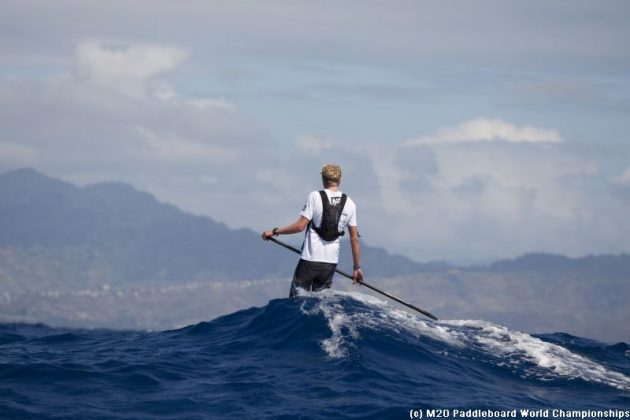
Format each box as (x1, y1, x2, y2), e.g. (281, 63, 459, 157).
(321, 164, 342, 185)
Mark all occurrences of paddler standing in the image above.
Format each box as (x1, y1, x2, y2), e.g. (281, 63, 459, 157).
(262, 164, 363, 296)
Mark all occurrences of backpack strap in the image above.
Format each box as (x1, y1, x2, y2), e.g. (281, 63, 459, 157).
(338, 193, 347, 237)
(319, 190, 329, 211)
(302, 192, 328, 250)
(313, 190, 329, 233)
(339, 193, 347, 213)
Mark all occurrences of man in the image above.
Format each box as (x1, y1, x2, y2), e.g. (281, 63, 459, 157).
(262, 164, 363, 297)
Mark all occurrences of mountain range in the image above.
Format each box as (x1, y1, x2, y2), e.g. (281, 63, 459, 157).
(1, 168, 628, 341)
(0, 168, 452, 285)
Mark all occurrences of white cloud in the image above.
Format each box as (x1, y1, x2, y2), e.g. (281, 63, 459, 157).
(74, 41, 188, 98)
(408, 118, 563, 145)
(133, 126, 238, 163)
(356, 118, 630, 262)
(2, 68, 629, 261)
(296, 134, 333, 155)
(1, 17, 629, 264)
(0, 40, 275, 229)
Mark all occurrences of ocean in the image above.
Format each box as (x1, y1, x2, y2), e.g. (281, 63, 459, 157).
(0, 290, 628, 419)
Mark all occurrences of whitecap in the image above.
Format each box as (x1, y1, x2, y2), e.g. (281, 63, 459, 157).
(299, 290, 630, 391)
(443, 320, 630, 392)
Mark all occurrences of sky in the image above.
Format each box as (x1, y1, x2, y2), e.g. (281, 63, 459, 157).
(1, 0, 630, 263)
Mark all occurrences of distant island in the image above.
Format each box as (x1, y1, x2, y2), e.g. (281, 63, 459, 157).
(0, 168, 453, 283)
(1, 168, 628, 341)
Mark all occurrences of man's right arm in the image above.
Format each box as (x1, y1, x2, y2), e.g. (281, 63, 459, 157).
(261, 216, 310, 240)
(262, 192, 313, 240)
(348, 226, 363, 284)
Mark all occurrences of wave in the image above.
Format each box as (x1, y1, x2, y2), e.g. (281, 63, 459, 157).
(0, 290, 629, 418)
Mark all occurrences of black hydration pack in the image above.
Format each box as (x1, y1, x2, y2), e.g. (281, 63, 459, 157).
(311, 190, 347, 241)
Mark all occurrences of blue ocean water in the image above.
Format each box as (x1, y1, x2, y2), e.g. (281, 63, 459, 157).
(0, 290, 629, 419)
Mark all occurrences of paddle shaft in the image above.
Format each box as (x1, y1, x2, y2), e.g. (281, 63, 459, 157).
(268, 237, 438, 321)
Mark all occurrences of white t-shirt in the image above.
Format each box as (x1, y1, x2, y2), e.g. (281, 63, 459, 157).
(300, 189, 357, 264)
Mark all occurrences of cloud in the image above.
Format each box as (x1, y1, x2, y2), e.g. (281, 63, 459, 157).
(408, 118, 564, 145)
(353, 117, 630, 262)
(0, 40, 277, 228)
(74, 41, 188, 98)
(4, 1, 630, 68)
(2, 55, 629, 262)
(296, 134, 333, 155)
(1, 8, 630, 264)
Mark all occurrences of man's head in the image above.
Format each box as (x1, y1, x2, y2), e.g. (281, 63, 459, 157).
(321, 164, 342, 187)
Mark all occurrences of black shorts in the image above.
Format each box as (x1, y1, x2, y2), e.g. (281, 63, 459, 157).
(289, 258, 337, 297)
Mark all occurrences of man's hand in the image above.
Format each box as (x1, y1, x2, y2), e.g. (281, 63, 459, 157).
(261, 230, 274, 240)
(353, 267, 363, 284)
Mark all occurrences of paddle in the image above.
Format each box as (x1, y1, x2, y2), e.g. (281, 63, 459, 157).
(268, 237, 438, 321)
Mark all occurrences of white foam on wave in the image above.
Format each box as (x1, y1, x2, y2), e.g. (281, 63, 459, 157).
(328, 289, 466, 346)
(299, 289, 462, 358)
(299, 289, 630, 391)
(443, 320, 630, 392)
(299, 289, 362, 358)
